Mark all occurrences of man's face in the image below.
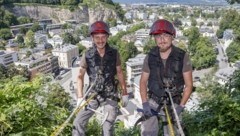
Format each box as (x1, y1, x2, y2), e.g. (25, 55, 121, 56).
(154, 33, 173, 52)
(92, 33, 109, 49)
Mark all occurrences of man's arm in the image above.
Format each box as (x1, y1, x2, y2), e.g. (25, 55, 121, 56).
(76, 67, 86, 98)
(140, 72, 150, 103)
(116, 65, 127, 96)
(180, 71, 193, 106)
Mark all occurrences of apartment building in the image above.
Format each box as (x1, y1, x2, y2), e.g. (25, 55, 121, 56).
(0, 50, 18, 67)
(52, 44, 79, 68)
(135, 29, 150, 40)
(126, 54, 146, 85)
(15, 54, 58, 79)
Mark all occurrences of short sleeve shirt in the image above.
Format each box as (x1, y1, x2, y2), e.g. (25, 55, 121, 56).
(142, 53, 192, 73)
(79, 51, 121, 69)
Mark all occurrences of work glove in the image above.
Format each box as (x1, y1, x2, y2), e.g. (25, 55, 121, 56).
(121, 95, 129, 107)
(142, 102, 153, 117)
(175, 105, 185, 116)
(77, 98, 86, 107)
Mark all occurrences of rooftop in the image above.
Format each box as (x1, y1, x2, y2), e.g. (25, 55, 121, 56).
(52, 44, 78, 52)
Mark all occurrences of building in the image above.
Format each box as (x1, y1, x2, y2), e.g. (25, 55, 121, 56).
(223, 29, 235, 52)
(14, 54, 58, 79)
(199, 26, 215, 37)
(5, 39, 19, 52)
(215, 67, 236, 85)
(137, 12, 148, 20)
(0, 50, 18, 67)
(125, 54, 146, 85)
(80, 37, 93, 48)
(47, 35, 63, 47)
(52, 44, 79, 68)
(134, 39, 147, 52)
(135, 29, 150, 40)
(35, 33, 48, 44)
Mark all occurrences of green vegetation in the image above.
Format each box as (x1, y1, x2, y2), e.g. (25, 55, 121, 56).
(25, 30, 36, 48)
(76, 43, 86, 55)
(0, 75, 72, 135)
(184, 70, 240, 136)
(143, 38, 155, 54)
(217, 9, 240, 63)
(108, 23, 145, 68)
(184, 27, 216, 70)
(226, 41, 240, 63)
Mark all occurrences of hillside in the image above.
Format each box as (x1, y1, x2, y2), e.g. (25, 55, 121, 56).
(3, 1, 119, 24)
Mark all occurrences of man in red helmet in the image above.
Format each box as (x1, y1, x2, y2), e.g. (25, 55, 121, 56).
(139, 19, 193, 135)
(72, 21, 128, 136)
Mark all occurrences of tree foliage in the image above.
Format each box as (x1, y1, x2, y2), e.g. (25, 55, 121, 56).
(191, 37, 216, 70)
(0, 28, 12, 40)
(25, 30, 36, 48)
(78, 24, 89, 38)
(218, 9, 240, 39)
(62, 32, 79, 45)
(143, 38, 155, 54)
(226, 0, 240, 4)
(184, 27, 200, 54)
(76, 43, 86, 55)
(119, 41, 138, 68)
(184, 70, 240, 136)
(0, 75, 72, 135)
(226, 41, 240, 63)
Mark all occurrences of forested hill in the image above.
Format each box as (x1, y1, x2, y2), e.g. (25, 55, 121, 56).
(0, 0, 114, 6)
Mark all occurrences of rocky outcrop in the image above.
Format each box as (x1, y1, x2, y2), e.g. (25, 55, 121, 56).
(6, 4, 118, 24)
(88, 4, 118, 24)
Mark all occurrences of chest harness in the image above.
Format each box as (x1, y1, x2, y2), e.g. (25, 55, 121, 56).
(148, 46, 186, 108)
(85, 44, 119, 103)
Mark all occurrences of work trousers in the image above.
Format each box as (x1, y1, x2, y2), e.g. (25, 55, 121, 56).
(141, 99, 182, 136)
(72, 98, 118, 136)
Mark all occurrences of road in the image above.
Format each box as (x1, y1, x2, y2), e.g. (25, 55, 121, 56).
(216, 38, 229, 69)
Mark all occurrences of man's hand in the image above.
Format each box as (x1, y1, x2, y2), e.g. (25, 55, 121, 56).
(121, 95, 129, 107)
(77, 98, 85, 107)
(175, 105, 185, 115)
(142, 102, 152, 117)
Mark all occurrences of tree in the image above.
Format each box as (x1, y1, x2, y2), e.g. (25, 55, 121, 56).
(173, 18, 182, 28)
(30, 22, 41, 32)
(177, 41, 187, 51)
(0, 75, 72, 135)
(3, 11, 18, 26)
(191, 37, 216, 69)
(17, 16, 33, 24)
(119, 41, 138, 68)
(19, 27, 28, 35)
(143, 38, 155, 54)
(226, 41, 240, 63)
(76, 43, 86, 55)
(184, 27, 200, 55)
(0, 28, 12, 40)
(184, 70, 240, 135)
(226, 0, 240, 4)
(15, 34, 24, 44)
(62, 32, 77, 45)
(25, 30, 36, 48)
(107, 18, 117, 27)
(78, 24, 89, 38)
(191, 18, 197, 27)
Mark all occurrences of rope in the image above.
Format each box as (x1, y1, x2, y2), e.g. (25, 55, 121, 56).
(50, 94, 96, 136)
(164, 102, 175, 136)
(50, 73, 99, 136)
(166, 89, 185, 136)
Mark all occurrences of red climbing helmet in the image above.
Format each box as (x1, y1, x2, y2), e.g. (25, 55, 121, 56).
(89, 21, 110, 35)
(149, 19, 176, 37)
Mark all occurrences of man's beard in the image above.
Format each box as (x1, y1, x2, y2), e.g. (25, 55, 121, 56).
(159, 45, 171, 52)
